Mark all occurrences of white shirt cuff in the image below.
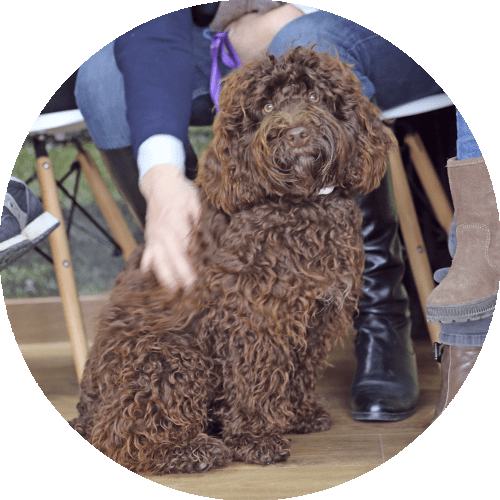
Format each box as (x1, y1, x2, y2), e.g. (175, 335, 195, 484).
(137, 134, 185, 182)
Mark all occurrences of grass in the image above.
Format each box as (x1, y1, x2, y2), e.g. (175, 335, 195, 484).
(1, 127, 213, 299)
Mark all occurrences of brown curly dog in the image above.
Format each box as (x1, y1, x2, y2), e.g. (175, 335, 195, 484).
(69, 46, 395, 475)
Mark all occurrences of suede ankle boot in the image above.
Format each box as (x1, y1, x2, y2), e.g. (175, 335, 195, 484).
(426, 157, 500, 323)
(433, 343, 481, 421)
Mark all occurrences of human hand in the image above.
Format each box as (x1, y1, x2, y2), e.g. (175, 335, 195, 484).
(226, 4, 304, 65)
(139, 163, 200, 290)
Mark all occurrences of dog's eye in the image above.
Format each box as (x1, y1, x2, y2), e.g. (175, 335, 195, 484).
(264, 103, 274, 114)
(309, 93, 320, 103)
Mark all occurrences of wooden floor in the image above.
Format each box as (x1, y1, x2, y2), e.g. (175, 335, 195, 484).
(19, 334, 440, 499)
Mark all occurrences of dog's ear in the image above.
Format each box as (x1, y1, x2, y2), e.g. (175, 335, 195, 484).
(312, 51, 396, 194)
(196, 133, 241, 214)
(195, 121, 261, 215)
(196, 64, 270, 214)
(196, 124, 269, 214)
(347, 95, 396, 194)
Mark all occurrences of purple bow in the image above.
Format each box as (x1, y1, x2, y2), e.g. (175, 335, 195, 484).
(210, 31, 242, 113)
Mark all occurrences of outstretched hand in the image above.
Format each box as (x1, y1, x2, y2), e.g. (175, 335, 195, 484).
(139, 163, 200, 290)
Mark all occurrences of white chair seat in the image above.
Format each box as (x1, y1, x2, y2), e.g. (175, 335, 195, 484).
(29, 109, 86, 136)
(29, 95, 453, 134)
(382, 94, 453, 120)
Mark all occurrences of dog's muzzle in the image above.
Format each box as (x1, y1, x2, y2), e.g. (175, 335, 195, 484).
(286, 126, 310, 149)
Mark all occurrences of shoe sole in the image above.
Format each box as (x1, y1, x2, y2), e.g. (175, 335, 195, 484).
(426, 294, 497, 323)
(0, 212, 59, 270)
(350, 406, 417, 422)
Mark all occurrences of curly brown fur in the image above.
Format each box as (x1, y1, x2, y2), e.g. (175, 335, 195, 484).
(69, 46, 395, 474)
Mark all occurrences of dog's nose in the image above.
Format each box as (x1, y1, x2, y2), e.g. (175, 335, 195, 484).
(286, 126, 309, 148)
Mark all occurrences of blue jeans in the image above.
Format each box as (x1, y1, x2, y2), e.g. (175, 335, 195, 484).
(268, 11, 441, 110)
(456, 110, 482, 160)
(76, 11, 443, 150)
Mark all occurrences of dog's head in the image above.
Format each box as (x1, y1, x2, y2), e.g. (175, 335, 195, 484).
(197, 46, 395, 214)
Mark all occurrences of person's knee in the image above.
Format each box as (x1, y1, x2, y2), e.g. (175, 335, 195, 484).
(269, 14, 319, 57)
(269, 11, 367, 61)
(75, 41, 130, 149)
(268, 12, 375, 99)
(75, 51, 100, 114)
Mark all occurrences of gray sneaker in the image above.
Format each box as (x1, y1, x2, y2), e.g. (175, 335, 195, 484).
(0, 176, 60, 270)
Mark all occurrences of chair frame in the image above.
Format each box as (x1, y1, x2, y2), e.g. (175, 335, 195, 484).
(29, 114, 137, 382)
(384, 94, 455, 346)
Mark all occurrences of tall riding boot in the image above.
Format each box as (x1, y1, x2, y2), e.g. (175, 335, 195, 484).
(433, 343, 481, 421)
(350, 170, 419, 421)
(98, 142, 199, 228)
(432, 250, 486, 422)
(427, 157, 500, 322)
(99, 146, 147, 227)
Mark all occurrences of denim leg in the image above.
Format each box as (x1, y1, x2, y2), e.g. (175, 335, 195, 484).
(456, 109, 482, 160)
(75, 40, 131, 150)
(269, 11, 442, 110)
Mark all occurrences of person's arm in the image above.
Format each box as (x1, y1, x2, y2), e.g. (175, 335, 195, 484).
(209, 0, 282, 32)
(139, 163, 200, 290)
(114, 10, 195, 165)
(115, 10, 200, 290)
(227, 4, 305, 64)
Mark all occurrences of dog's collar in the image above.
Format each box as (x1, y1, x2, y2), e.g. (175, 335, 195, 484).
(318, 186, 335, 196)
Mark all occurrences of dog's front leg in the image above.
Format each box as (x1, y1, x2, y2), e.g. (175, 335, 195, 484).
(217, 333, 293, 465)
(286, 321, 334, 434)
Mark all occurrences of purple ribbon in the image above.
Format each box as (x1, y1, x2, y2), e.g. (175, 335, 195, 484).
(210, 31, 242, 113)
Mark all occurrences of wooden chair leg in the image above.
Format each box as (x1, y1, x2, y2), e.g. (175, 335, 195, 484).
(75, 144, 137, 260)
(404, 132, 454, 237)
(388, 146, 441, 346)
(34, 142, 88, 383)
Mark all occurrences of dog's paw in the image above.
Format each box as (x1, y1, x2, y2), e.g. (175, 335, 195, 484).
(189, 436, 232, 473)
(230, 435, 291, 465)
(166, 435, 232, 474)
(290, 405, 333, 434)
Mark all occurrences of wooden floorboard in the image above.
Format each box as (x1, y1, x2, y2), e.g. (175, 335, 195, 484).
(19, 335, 439, 498)
(149, 464, 379, 499)
(6, 294, 108, 344)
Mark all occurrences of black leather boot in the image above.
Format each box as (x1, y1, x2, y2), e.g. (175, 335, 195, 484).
(99, 146, 147, 227)
(99, 142, 199, 228)
(350, 169, 419, 421)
